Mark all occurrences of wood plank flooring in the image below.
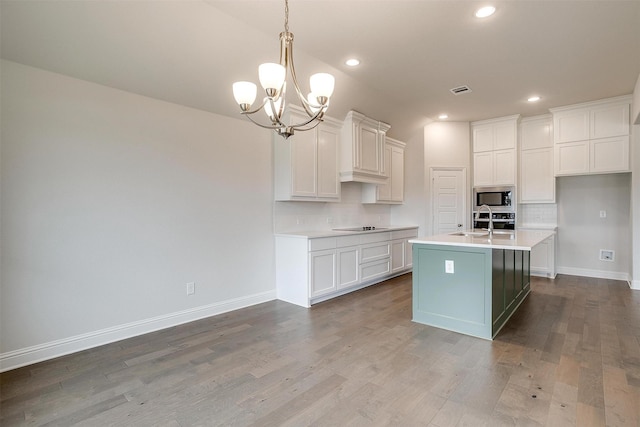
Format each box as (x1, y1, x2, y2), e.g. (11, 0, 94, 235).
(1, 274, 639, 426)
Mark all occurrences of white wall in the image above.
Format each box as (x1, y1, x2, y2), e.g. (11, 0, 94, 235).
(422, 122, 472, 235)
(632, 72, 640, 289)
(273, 182, 392, 233)
(556, 173, 631, 280)
(0, 60, 275, 370)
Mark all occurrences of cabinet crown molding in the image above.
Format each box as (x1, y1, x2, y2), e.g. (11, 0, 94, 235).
(471, 114, 521, 126)
(344, 110, 391, 132)
(549, 94, 632, 113)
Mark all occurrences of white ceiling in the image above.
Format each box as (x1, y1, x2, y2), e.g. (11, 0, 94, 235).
(2, 0, 639, 140)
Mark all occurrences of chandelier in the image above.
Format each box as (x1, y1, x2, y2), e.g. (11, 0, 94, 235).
(232, 0, 335, 139)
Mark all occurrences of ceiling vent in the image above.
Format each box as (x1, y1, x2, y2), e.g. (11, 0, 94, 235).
(450, 85, 472, 95)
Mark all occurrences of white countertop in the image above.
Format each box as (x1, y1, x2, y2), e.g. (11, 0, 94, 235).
(409, 229, 555, 251)
(275, 225, 419, 239)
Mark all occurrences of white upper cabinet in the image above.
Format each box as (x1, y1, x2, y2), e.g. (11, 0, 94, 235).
(550, 95, 631, 176)
(519, 115, 555, 204)
(362, 137, 406, 204)
(553, 108, 590, 144)
(274, 107, 341, 201)
(340, 110, 391, 184)
(472, 115, 519, 187)
(520, 114, 553, 150)
(590, 102, 631, 139)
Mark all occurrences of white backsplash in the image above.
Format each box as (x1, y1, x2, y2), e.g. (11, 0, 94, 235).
(518, 203, 558, 226)
(274, 182, 391, 233)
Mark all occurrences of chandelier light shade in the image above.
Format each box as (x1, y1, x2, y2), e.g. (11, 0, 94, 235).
(232, 0, 335, 139)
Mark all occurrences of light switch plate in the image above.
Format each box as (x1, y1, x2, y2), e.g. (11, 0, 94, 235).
(445, 260, 454, 274)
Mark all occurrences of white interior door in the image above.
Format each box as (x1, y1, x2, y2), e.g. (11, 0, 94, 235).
(431, 168, 467, 235)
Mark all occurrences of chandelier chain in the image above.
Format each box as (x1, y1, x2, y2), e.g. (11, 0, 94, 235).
(284, 0, 289, 33)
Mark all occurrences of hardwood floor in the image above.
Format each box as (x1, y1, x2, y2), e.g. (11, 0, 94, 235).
(1, 274, 639, 426)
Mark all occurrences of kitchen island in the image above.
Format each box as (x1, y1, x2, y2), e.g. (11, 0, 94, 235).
(409, 229, 554, 340)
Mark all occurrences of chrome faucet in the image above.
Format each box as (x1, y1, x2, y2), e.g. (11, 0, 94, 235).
(475, 204, 494, 236)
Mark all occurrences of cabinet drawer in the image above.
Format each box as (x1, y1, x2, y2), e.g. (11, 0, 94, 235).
(336, 235, 361, 248)
(359, 231, 391, 244)
(360, 258, 391, 282)
(391, 229, 418, 240)
(309, 237, 336, 251)
(360, 242, 391, 263)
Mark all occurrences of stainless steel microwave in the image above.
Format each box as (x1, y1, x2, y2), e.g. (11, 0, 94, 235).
(473, 186, 515, 212)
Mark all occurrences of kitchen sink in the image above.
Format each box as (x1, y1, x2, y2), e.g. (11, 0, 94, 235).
(449, 231, 489, 237)
(449, 230, 515, 239)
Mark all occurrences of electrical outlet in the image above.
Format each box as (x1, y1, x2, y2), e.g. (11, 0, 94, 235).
(326, 217, 333, 224)
(445, 260, 454, 274)
(600, 210, 607, 218)
(186, 282, 195, 295)
(599, 250, 614, 261)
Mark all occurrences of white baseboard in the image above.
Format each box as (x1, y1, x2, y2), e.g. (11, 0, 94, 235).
(0, 290, 276, 373)
(630, 279, 640, 290)
(555, 266, 631, 282)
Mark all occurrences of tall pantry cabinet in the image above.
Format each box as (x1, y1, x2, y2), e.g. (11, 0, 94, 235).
(471, 115, 520, 187)
(519, 115, 555, 203)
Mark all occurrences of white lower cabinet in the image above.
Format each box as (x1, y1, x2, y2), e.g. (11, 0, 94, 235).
(522, 230, 556, 278)
(337, 246, 359, 289)
(309, 249, 337, 298)
(390, 229, 417, 273)
(276, 227, 418, 307)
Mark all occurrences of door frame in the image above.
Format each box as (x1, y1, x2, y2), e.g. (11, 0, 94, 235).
(429, 167, 469, 235)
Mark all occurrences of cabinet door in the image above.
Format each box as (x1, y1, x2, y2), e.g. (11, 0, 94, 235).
(473, 125, 494, 152)
(520, 148, 554, 203)
(337, 246, 359, 289)
(405, 240, 413, 268)
(316, 124, 340, 199)
(377, 144, 392, 201)
(554, 108, 589, 143)
(591, 102, 630, 139)
(530, 239, 550, 272)
(390, 146, 404, 202)
(590, 135, 630, 173)
(555, 140, 589, 176)
(494, 121, 517, 150)
(520, 117, 552, 150)
(391, 239, 405, 273)
(309, 249, 336, 298)
(493, 149, 515, 185)
(473, 152, 494, 186)
(357, 122, 380, 174)
(290, 127, 317, 197)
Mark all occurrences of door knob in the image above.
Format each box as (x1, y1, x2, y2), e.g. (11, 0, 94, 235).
(457, 224, 462, 228)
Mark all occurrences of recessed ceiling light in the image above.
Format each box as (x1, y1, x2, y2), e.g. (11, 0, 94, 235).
(438, 114, 449, 120)
(528, 96, 541, 102)
(475, 6, 496, 18)
(345, 58, 360, 67)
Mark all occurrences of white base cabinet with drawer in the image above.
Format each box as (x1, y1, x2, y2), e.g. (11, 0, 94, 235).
(276, 228, 418, 307)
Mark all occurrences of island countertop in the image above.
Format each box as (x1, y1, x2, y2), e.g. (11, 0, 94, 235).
(409, 229, 555, 251)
